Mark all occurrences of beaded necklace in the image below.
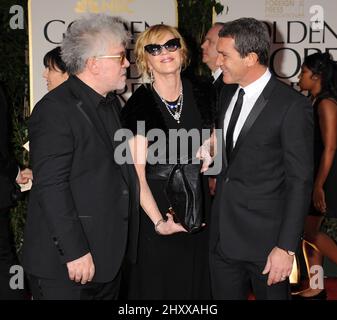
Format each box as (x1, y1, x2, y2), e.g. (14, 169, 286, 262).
(157, 87, 183, 124)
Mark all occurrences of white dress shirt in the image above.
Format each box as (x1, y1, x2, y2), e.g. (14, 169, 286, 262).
(223, 69, 271, 148)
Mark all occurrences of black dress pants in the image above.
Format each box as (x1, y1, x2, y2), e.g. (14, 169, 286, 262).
(210, 240, 291, 300)
(0, 208, 27, 300)
(28, 271, 121, 300)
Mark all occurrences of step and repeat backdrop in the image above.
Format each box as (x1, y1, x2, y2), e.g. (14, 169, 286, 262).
(28, 0, 337, 109)
(28, 0, 177, 108)
(217, 0, 337, 88)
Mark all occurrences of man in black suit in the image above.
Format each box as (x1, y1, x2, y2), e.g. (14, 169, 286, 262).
(0, 83, 32, 299)
(201, 23, 226, 196)
(23, 14, 139, 300)
(201, 22, 225, 99)
(209, 18, 313, 300)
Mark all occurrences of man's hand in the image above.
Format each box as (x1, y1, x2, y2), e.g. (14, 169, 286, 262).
(16, 168, 33, 184)
(66, 252, 95, 284)
(262, 246, 293, 286)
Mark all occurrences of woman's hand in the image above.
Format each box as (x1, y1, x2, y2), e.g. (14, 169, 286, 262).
(16, 168, 33, 184)
(155, 213, 187, 235)
(313, 186, 327, 214)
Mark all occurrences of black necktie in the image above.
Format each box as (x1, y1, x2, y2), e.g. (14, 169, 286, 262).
(226, 88, 245, 160)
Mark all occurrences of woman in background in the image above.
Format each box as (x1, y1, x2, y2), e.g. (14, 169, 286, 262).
(43, 46, 68, 91)
(296, 52, 337, 299)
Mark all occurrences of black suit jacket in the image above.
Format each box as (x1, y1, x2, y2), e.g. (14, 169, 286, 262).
(211, 75, 313, 261)
(213, 73, 225, 96)
(0, 84, 18, 210)
(23, 76, 139, 282)
(213, 74, 225, 121)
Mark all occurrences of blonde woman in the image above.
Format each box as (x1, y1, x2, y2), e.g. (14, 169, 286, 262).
(121, 24, 214, 299)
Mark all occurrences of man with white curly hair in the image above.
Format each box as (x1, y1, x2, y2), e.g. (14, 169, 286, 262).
(23, 14, 139, 300)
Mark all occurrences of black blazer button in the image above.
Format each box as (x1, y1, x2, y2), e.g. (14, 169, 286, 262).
(225, 177, 230, 183)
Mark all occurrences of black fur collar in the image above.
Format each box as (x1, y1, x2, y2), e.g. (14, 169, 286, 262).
(121, 78, 215, 135)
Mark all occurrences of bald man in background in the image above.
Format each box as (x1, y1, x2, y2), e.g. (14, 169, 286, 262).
(201, 23, 227, 196)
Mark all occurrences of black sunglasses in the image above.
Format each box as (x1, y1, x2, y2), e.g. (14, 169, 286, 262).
(144, 38, 181, 56)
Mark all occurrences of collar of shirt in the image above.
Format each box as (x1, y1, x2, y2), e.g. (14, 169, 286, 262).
(223, 68, 271, 148)
(212, 68, 223, 83)
(72, 75, 104, 108)
(240, 68, 271, 101)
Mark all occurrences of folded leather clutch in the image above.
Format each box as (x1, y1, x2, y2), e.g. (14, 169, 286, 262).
(165, 160, 204, 233)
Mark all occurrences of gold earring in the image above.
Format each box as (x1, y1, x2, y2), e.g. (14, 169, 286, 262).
(150, 70, 154, 83)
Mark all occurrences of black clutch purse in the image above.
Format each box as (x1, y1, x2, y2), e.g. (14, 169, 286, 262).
(165, 160, 204, 233)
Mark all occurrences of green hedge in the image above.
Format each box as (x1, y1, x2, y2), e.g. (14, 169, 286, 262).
(0, 0, 29, 253)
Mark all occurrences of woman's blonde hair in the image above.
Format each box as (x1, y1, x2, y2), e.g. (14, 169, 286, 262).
(134, 24, 189, 82)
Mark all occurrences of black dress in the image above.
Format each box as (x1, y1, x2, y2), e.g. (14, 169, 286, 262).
(310, 97, 337, 218)
(121, 78, 214, 299)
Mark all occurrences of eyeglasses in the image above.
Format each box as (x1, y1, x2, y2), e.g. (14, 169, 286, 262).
(95, 52, 126, 65)
(144, 38, 181, 56)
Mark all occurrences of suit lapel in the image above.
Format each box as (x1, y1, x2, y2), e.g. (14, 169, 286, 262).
(218, 84, 238, 169)
(227, 76, 277, 166)
(96, 99, 134, 187)
(76, 100, 116, 158)
(68, 77, 130, 186)
(96, 96, 123, 152)
(213, 74, 224, 94)
(218, 85, 238, 129)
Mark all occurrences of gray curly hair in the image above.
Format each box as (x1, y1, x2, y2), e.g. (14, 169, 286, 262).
(61, 14, 130, 75)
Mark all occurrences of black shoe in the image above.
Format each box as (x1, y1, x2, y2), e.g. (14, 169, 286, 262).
(292, 289, 327, 300)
